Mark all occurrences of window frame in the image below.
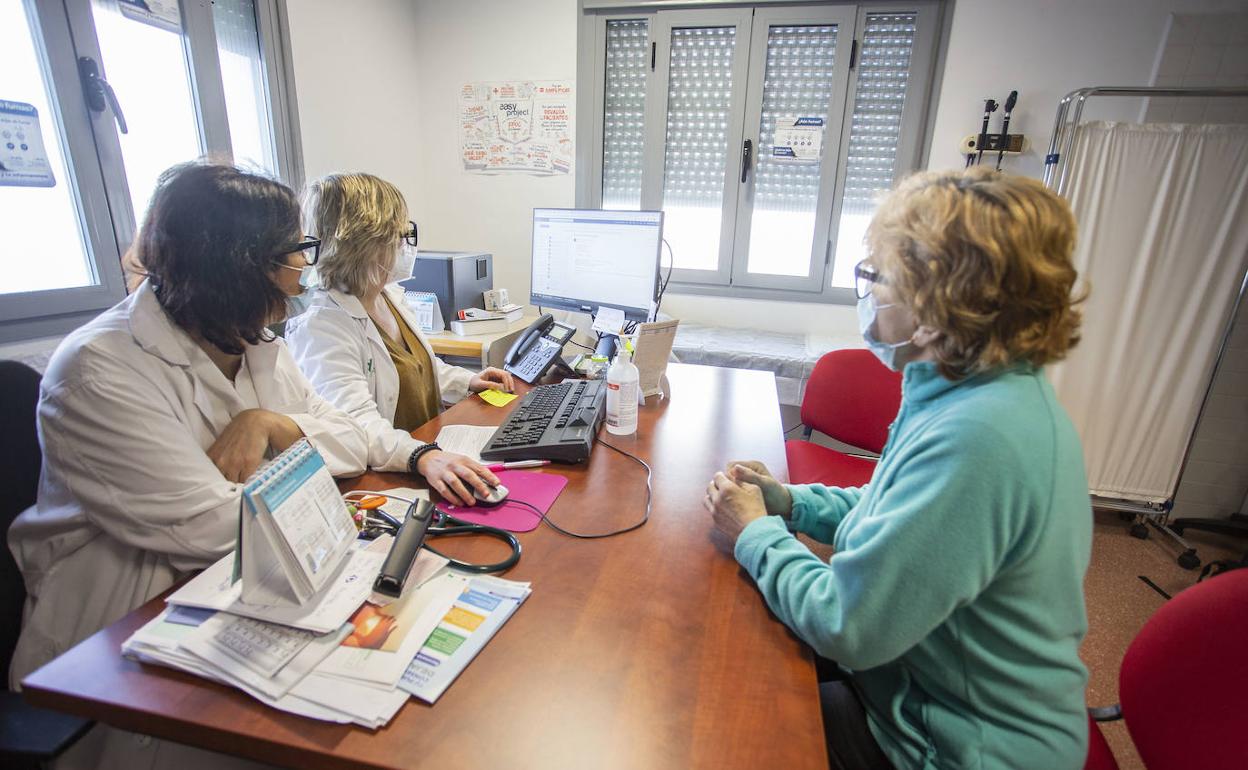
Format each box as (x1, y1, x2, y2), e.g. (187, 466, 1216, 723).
(643, 7, 754, 287)
(0, 0, 128, 339)
(1, 0, 303, 343)
(728, 4, 858, 292)
(576, 0, 946, 306)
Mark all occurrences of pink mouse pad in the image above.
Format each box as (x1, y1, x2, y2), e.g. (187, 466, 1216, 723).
(438, 470, 568, 533)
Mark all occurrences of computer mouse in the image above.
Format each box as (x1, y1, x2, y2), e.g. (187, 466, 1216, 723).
(473, 483, 509, 506)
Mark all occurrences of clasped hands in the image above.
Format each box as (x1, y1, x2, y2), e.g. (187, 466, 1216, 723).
(704, 460, 794, 543)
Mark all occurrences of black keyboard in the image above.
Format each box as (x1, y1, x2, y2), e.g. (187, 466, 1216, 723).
(480, 380, 607, 463)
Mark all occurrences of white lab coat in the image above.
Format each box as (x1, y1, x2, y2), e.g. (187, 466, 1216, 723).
(284, 286, 474, 472)
(8, 281, 369, 687)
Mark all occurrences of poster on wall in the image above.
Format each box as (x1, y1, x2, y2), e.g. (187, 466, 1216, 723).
(459, 81, 574, 176)
(0, 100, 55, 188)
(771, 116, 825, 164)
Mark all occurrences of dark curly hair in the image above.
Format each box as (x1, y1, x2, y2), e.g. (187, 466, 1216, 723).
(133, 161, 301, 355)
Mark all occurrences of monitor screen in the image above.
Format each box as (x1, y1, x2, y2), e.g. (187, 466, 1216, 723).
(530, 208, 663, 322)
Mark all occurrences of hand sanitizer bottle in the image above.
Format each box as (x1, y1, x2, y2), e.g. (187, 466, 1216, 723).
(605, 347, 639, 435)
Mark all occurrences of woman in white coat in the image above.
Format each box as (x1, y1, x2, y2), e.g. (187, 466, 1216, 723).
(285, 173, 512, 506)
(9, 162, 369, 691)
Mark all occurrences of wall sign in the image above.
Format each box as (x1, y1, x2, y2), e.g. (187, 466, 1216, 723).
(459, 81, 574, 176)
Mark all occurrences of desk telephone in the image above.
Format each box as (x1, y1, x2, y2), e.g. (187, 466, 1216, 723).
(503, 313, 576, 384)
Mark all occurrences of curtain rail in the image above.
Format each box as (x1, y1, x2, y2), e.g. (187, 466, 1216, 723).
(1043, 86, 1248, 192)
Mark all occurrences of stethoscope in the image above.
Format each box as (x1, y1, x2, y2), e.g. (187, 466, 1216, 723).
(344, 490, 522, 574)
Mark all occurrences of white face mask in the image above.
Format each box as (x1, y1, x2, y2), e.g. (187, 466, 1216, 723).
(275, 263, 316, 320)
(380, 244, 418, 286)
(277, 262, 317, 293)
(857, 293, 914, 371)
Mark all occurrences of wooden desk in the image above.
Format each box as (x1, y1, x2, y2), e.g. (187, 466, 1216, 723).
(22, 364, 826, 770)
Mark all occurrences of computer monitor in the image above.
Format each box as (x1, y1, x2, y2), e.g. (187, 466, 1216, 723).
(529, 208, 664, 323)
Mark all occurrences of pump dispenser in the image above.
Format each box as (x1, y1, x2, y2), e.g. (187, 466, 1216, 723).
(605, 344, 639, 435)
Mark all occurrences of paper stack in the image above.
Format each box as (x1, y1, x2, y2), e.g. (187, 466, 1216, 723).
(122, 538, 531, 727)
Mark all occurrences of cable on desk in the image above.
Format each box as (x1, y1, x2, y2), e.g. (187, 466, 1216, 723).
(653, 239, 675, 320)
(499, 438, 652, 539)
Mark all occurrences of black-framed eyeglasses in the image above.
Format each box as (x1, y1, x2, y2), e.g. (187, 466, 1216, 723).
(854, 261, 885, 299)
(272, 236, 321, 266)
(400, 221, 418, 248)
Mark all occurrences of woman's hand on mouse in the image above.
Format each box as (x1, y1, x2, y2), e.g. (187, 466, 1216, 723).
(415, 450, 499, 506)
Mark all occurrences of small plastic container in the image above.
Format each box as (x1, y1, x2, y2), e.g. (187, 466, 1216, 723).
(605, 348, 639, 435)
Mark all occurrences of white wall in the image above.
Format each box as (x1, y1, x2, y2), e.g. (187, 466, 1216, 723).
(405, 0, 579, 308)
(926, 0, 1248, 179)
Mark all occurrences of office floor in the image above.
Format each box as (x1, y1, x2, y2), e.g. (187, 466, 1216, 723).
(778, 407, 1245, 769)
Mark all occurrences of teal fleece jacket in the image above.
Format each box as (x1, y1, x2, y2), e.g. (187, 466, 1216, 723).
(735, 362, 1092, 769)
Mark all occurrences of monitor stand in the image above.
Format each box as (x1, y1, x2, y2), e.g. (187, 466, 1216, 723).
(594, 333, 620, 360)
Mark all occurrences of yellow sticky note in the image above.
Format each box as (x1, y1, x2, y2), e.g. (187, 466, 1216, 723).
(479, 389, 518, 407)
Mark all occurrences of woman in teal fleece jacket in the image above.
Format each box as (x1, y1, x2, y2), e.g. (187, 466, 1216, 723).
(706, 168, 1092, 770)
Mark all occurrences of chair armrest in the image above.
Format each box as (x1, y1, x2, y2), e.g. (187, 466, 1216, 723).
(0, 691, 94, 759)
(1088, 704, 1123, 722)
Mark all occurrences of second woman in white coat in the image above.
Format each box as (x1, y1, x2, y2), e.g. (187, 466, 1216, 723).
(285, 173, 514, 506)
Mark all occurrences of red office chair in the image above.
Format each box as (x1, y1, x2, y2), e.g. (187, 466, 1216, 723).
(786, 349, 903, 486)
(1084, 713, 1120, 770)
(1083, 567, 1248, 770)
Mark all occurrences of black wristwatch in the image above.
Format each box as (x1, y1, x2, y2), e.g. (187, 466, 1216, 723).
(408, 442, 441, 475)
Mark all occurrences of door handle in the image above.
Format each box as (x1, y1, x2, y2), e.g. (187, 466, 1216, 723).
(740, 139, 752, 183)
(78, 56, 128, 134)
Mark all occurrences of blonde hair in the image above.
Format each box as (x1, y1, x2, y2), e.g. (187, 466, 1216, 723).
(866, 167, 1086, 380)
(302, 173, 408, 296)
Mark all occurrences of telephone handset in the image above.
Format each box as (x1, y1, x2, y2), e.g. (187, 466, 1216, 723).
(503, 313, 576, 384)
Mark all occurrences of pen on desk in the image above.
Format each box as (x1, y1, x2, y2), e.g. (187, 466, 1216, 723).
(485, 460, 550, 471)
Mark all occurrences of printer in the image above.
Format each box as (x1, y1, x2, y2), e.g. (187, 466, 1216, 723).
(399, 251, 493, 328)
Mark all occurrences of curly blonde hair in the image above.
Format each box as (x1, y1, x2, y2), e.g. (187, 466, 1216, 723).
(866, 168, 1086, 380)
(302, 173, 408, 296)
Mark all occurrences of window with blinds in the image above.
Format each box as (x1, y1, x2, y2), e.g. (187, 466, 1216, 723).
(661, 25, 738, 272)
(831, 11, 919, 288)
(602, 19, 649, 210)
(214, 0, 278, 175)
(586, 3, 938, 299)
(746, 24, 840, 278)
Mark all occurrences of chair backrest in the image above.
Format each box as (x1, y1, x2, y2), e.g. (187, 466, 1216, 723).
(1118, 568, 1248, 770)
(0, 360, 42, 684)
(800, 349, 903, 454)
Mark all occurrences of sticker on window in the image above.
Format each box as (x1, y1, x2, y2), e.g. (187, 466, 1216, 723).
(771, 116, 825, 164)
(0, 100, 55, 188)
(118, 0, 182, 33)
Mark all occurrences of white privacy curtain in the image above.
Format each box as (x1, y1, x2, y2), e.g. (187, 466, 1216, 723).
(1049, 121, 1248, 505)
